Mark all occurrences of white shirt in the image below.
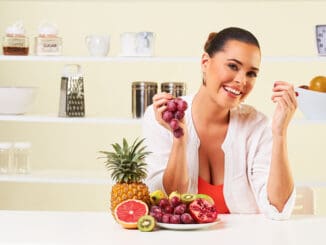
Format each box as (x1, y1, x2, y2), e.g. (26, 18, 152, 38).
(142, 95, 296, 220)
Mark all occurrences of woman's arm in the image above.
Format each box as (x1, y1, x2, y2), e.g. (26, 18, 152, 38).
(267, 81, 297, 212)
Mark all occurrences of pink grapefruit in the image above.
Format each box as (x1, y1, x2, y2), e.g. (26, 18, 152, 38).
(114, 199, 149, 229)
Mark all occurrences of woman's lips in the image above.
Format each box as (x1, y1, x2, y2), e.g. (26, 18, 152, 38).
(223, 86, 242, 96)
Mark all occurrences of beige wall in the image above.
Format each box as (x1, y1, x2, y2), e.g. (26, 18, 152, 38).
(0, 0, 325, 214)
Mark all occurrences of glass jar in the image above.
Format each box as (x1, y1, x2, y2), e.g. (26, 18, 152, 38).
(34, 22, 62, 56)
(2, 21, 29, 56)
(0, 142, 12, 174)
(13, 142, 31, 174)
(132, 81, 158, 118)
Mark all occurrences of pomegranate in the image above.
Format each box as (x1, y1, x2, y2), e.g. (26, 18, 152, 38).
(189, 198, 218, 223)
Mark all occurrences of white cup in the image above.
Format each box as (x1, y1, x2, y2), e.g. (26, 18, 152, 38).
(85, 35, 110, 57)
(120, 32, 137, 56)
(135, 32, 154, 56)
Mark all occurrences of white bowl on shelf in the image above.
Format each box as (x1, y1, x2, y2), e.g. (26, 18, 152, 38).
(0, 86, 38, 115)
(295, 87, 326, 120)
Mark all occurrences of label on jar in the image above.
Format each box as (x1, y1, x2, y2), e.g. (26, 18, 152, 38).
(5, 37, 27, 47)
(35, 37, 62, 55)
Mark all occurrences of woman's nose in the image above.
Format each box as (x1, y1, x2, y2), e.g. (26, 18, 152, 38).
(234, 72, 247, 86)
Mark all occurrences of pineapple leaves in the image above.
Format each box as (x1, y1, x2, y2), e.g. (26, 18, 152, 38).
(99, 137, 151, 184)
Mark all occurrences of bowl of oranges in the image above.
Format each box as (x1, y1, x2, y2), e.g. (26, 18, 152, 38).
(296, 76, 326, 120)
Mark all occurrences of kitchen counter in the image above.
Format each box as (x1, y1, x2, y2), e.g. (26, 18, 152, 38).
(0, 210, 324, 245)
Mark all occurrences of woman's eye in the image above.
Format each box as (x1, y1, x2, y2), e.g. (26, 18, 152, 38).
(228, 63, 238, 71)
(247, 71, 257, 78)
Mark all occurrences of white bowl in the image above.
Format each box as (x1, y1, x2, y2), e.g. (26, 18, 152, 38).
(295, 87, 326, 120)
(0, 86, 38, 115)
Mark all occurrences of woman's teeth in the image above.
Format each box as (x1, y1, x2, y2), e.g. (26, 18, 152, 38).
(224, 86, 241, 95)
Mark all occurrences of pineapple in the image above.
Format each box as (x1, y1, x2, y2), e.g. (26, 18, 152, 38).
(99, 137, 151, 217)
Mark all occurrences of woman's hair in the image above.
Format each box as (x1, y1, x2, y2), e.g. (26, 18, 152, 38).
(204, 27, 260, 57)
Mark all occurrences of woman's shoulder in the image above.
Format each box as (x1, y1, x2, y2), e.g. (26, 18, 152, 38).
(232, 104, 270, 126)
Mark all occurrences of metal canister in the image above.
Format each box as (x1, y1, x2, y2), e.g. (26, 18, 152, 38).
(161, 82, 186, 97)
(132, 81, 158, 118)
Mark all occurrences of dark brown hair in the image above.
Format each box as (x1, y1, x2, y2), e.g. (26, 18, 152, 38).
(204, 27, 260, 57)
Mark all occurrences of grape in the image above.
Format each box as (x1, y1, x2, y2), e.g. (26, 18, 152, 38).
(162, 110, 173, 122)
(164, 205, 174, 214)
(174, 110, 184, 120)
(177, 100, 188, 112)
(170, 196, 181, 207)
(166, 100, 177, 112)
(173, 128, 184, 138)
(162, 214, 172, 223)
(169, 119, 179, 130)
(150, 205, 162, 214)
(174, 203, 187, 215)
(181, 213, 194, 224)
(158, 198, 170, 208)
(150, 212, 163, 222)
(170, 214, 181, 224)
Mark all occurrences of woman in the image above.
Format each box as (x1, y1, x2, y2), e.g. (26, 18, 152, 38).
(142, 27, 297, 220)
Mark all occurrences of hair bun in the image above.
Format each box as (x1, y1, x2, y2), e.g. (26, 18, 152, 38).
(204, 32, 217, 52)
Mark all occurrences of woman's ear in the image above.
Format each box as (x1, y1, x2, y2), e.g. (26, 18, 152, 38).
(201, 52, 210, 72)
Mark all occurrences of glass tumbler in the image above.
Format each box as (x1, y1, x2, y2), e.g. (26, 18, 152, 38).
(0, 142, 12, 174)
(13, 142, 31, 174)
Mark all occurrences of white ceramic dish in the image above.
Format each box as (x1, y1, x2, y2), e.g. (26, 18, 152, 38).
(0, 86, 38, 115)
(295, 87, 326, 120)
(156, 218, 221, 230)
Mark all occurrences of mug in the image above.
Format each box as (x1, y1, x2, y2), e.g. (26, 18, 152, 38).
(120, 32, 154, 56)
(85, 35, 110, 57)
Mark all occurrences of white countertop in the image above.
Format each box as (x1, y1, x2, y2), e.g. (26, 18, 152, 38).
(0, 210, 324, 245)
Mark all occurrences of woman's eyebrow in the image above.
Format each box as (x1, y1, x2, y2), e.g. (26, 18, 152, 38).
(227, 58, 260, 72)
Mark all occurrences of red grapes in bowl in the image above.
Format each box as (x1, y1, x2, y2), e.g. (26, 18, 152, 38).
(162, 98, 188, 138)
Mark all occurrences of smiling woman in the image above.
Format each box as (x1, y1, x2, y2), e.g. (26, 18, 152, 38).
(142, 27, 297, 220)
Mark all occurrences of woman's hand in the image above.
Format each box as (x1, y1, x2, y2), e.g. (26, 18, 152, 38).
(271, 81, 297, 136)
(152, 92, 187, 140)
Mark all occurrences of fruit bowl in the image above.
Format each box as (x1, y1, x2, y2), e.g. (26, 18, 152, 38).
(295, 87, 326, 120)
(0, 86, 38, 115)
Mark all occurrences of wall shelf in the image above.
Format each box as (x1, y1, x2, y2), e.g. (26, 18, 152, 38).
(0, 115, 142, 124)
(1, 55, 326, 63)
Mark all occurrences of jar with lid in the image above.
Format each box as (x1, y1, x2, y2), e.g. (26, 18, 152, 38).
(161, 82, 186, 97)
(13, 142, 31, 174)
(2, 21, 29, 56)
(132, 81, 158, 118)
(0, 142, 12, 174)
(34, 22, 62, 56)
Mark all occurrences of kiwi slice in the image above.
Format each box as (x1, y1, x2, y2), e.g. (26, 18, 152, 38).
(137, 215, 156, 232)
(181, 193, 196, 204)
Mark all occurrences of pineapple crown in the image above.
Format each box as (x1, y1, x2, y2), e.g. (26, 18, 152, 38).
(99, 137, 151, 184)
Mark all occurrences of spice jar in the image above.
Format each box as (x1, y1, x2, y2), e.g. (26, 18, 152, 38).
(2, 21, 29, 56)
(132, 81, 158, 118)
(0, 142, 12, 174)
(161, 82, 186, 97)
(13, 142, 31, 174)
(34, 22, 62, 56)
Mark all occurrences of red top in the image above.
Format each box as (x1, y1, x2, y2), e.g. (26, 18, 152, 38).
(198, 176, 230, 214)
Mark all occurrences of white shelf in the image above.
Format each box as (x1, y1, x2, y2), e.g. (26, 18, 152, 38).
(1, 55, 326, 63)
(0, 114, 142, 124)
(0, 170, 110, 185)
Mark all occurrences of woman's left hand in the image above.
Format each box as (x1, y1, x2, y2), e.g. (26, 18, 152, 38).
(271, 81, 297, 136)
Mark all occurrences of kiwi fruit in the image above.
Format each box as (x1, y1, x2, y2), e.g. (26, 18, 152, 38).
(137, 215, 156, 232)
(180, 193, 196, 204)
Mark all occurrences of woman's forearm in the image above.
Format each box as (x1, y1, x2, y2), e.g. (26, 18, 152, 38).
(267, 134, 294, 212)
(163, 139, 189, 195)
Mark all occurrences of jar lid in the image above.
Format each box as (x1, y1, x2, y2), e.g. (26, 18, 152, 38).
(0, 142, 12, 149)
(161, 82, 186, 89)
(5, 21, 25, 35)
(13, 142, 31, 149)
(132, 81, 158, 88)
(38, 22, 58, 36)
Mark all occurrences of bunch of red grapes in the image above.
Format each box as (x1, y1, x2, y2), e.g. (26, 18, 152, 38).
(162, 98, 188, 138)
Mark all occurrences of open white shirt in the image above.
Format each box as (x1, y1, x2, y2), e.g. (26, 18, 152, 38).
(142, 95, 296, 220)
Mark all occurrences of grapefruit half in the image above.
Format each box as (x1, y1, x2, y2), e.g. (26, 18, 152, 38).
(114, 199, 149, 229)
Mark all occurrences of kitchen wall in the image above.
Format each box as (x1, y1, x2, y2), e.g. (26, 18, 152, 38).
(0, 0, 325, 214)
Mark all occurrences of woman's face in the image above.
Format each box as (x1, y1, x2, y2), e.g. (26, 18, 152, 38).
(201, 40, 261, 109)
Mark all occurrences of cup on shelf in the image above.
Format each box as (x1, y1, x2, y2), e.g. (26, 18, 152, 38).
(12, 142, 31, 174)
(0, 142, 12, 174)
(120, 31, 154, 56)
(85, 35, 110, 57)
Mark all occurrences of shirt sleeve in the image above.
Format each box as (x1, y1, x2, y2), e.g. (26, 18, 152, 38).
(141, 105, 172, 194)
(248, 121, 296, 220)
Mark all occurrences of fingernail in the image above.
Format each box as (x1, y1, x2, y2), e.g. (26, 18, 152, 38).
(273, 82, 277, 87)
(295, 92, 299, 97)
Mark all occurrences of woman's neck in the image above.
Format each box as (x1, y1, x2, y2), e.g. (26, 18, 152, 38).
(192, 86, 230, 125)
